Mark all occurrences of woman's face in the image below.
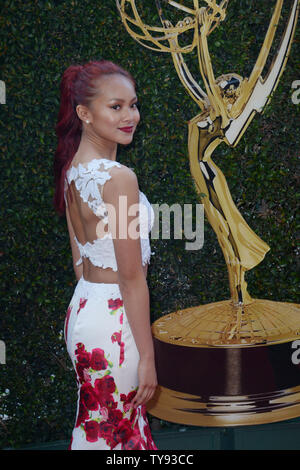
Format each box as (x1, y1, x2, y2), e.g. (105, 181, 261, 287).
(83, 74, 140, 146)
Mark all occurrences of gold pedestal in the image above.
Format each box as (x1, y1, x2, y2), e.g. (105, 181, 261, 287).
(147, 299, 300, 426)
(116, 0, 300, 427)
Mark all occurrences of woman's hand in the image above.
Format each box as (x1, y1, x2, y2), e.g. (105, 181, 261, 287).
(130, 356, 158, 409)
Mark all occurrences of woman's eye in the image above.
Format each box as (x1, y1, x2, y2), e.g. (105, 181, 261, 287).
(111, 103, 139, 110)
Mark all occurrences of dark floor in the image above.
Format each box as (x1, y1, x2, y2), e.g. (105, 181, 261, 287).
(4, 416, 300, 450)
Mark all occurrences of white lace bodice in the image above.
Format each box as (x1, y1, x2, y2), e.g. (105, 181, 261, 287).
(64, 158, 155, 271)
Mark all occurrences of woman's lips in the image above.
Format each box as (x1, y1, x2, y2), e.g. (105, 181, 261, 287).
(119, 126, 134, 133)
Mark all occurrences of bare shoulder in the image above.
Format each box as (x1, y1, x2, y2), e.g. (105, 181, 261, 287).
(109, 162, 137, 179)
(104, 163, 139, 198)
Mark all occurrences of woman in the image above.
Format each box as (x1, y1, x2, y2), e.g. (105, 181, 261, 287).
(53, 59, 158, 450)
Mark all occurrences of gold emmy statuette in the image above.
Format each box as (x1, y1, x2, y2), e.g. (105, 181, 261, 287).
(117, 0, 300, 426)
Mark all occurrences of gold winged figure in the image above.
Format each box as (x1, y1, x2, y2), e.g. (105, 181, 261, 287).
(116, 0, 299, 307)
(116, 1, 300, 427)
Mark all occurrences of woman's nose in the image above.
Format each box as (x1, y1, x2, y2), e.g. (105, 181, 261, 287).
(122, 106, 137, 122)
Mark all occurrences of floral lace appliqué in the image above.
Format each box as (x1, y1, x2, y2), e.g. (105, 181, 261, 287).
(64, 158, 155, 271)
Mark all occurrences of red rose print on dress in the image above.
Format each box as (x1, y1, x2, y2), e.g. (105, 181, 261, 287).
(90, 348, 108, 371)
(75, 398, 89, 428)
(141, 405, 158, 449)
(84, 420, 99, 443)
(80, 382, 99, 411)
(122, 429, 144, 450)
(99, 421, 115, 447)
(83, 369, 92, 383)
(108, 298, 123, 315)
(100, 406, 109, 421)
(94, 375, 117, 409)
(111, 418, 134, 449)
(64, 305, 72, 343)
(107, 408, 123, 426)
(77, 298, 88, 315)
(120, 389, 137, 413)
(111, 330, 125, 366)
(74, 343, 91, 384)
(70, 341, 157, 449)
(74, 344, 111, 384)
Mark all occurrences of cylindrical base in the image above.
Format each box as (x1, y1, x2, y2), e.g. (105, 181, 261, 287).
(147, 384, 300, 427)
(147, 299, 300, 426)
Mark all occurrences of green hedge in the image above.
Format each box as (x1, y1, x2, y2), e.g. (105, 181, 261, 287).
(0, 0, 299, 449)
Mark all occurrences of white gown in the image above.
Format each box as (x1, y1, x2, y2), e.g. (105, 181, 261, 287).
(63, 158, 157, 450)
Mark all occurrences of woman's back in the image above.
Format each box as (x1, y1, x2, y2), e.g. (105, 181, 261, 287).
(64, 155, 154, 283)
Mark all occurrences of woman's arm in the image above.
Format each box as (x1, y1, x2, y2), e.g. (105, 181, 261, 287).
(65, 205, 83, 281)
(103, 165, 157, 408)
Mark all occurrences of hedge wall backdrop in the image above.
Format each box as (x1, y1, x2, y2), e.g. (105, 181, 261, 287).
(0, 0, 299, 449)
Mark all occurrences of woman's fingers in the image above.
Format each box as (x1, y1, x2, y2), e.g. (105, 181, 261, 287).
(131, 384, 156, 408)
(130, 359, 158, 408)
(131, 387, 148, 408)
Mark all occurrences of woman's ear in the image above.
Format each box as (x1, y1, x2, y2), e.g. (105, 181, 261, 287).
(76, 104, 91, 124)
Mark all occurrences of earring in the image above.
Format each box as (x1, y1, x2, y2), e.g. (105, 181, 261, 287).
(86, 120, 90, 124)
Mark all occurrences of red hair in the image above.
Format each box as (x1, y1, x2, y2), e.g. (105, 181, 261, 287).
(53, 59, 136, 216)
